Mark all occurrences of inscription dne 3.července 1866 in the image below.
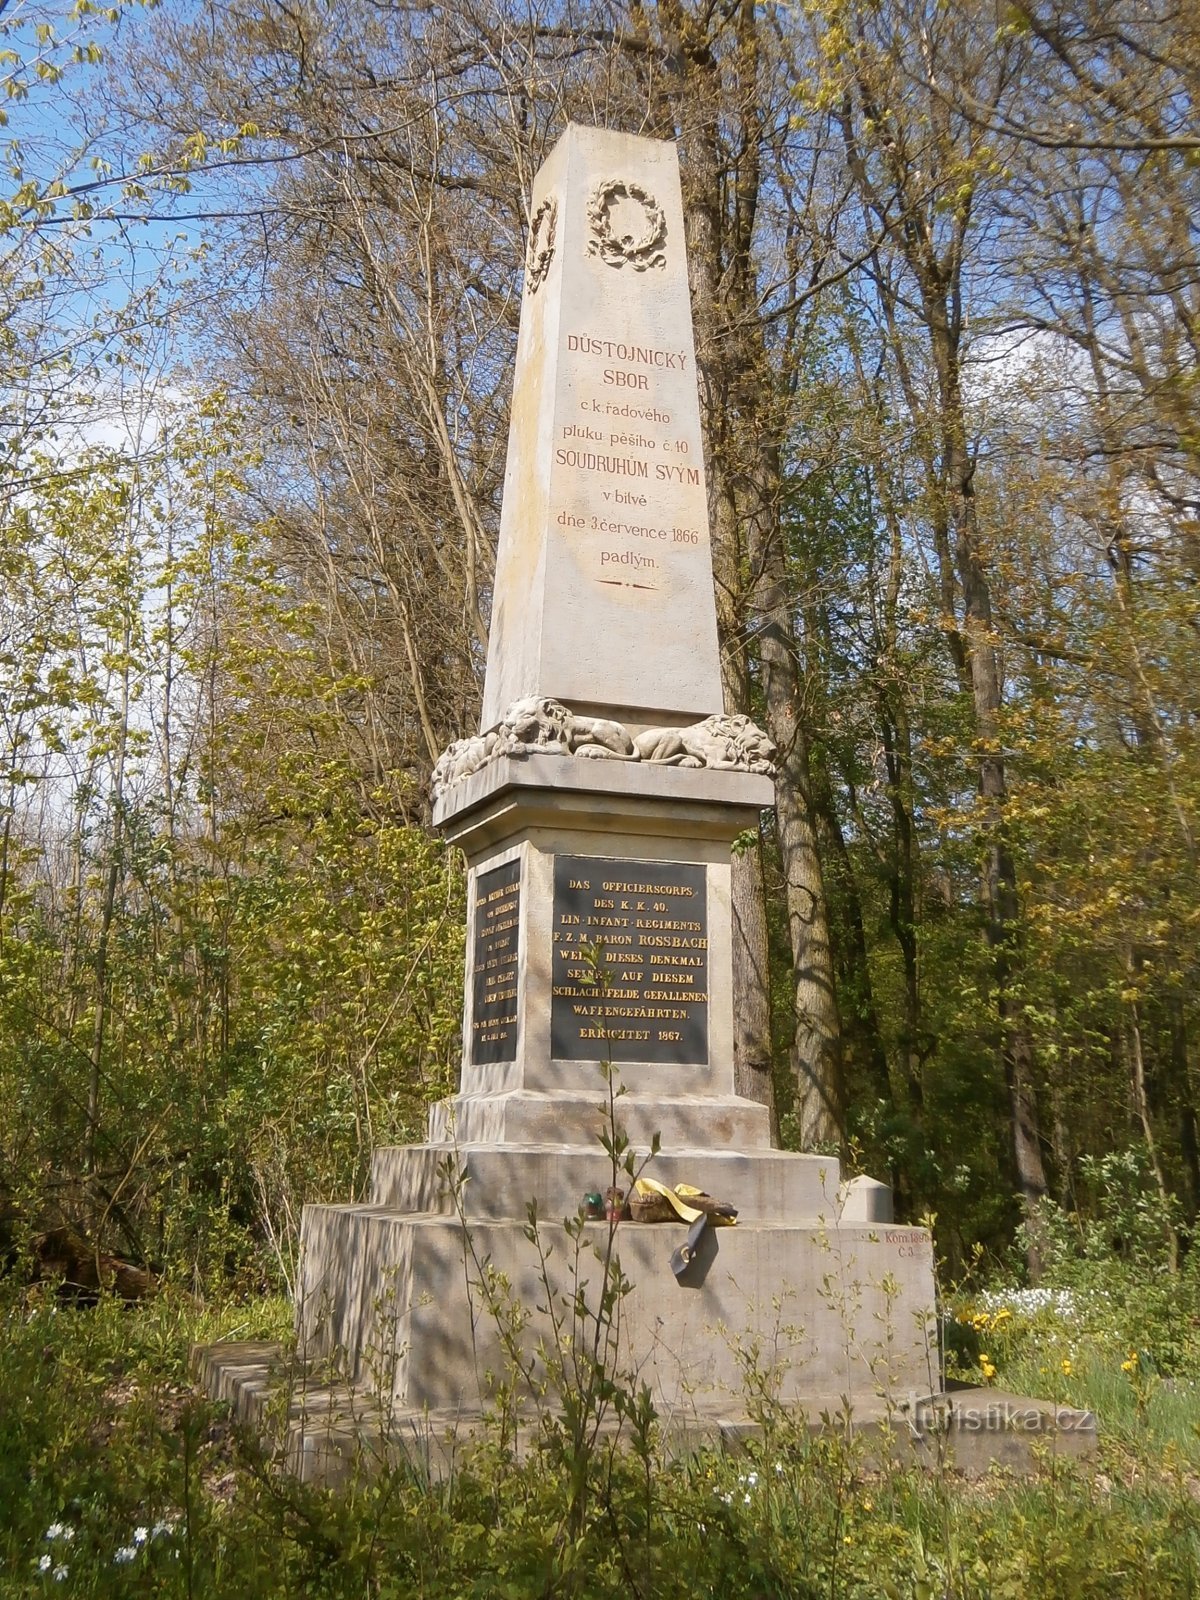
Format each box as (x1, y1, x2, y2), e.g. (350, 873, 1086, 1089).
(550, 854, 708, 1064)
(471, 860, 520, 1065)
(553, 333, 707, 595)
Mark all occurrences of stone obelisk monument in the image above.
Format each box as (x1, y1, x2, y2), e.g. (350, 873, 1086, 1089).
(293, 125, 940, 1454)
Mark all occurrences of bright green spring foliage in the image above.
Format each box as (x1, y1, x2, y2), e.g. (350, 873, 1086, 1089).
(0, 404, 465, 1289)
(2, 1271, 1200, 1600)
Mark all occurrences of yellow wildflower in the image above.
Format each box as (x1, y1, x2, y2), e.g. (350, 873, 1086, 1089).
(1061, 1358, 1072, 1378)
(979, 1353, 997, 1381)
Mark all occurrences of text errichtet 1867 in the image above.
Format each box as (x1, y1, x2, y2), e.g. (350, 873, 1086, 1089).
(550, 854, 709, 1064)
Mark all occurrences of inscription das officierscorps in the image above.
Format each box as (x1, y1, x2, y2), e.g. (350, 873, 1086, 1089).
(550, 855, 708, 1064)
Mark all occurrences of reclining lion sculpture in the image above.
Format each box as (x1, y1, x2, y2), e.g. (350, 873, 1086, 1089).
(431, 698, 775, 802)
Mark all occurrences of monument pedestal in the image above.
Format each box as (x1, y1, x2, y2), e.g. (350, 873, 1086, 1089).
(196, 124, 1094, 1484)
(294, 757, 941, 1434)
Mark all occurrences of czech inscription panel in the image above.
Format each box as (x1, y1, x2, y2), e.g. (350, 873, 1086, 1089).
(550, 855, 708, 1064)
(554, 332, 709, 600)
(470, 860, 521, 1065)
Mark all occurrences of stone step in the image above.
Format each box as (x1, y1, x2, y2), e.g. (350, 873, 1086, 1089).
(297, 1203, 940, 1415)
(191, 1340, 1098, 1490)
(369, 1142, 844, 1224)
(428, 1089, 772, 1149)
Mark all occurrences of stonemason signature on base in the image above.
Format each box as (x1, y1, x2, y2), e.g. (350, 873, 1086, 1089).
(195, 122, 1095, 1482)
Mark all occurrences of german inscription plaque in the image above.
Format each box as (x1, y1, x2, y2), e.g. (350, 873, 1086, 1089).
(550, 855, 708, 1063)
(470, 860, 521, 1065)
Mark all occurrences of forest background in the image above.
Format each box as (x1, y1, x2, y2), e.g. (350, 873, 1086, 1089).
(2, 0, 1198, 1300)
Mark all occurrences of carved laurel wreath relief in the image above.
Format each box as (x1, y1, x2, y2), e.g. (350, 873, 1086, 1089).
(586, 179, 667, 271)
(526, 195, 558, 292)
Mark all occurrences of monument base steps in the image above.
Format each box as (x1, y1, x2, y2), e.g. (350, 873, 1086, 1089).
(428, 1091, 773, 1148)
(296, 1209, 942, 1415)
(192, 1340, 1098, 1490)
(193, 1131, 1091, 1482)
(287, 1136, 933, 1410)
(188, 1126, 1100, 1484)
(369, 1141, 847, 1221)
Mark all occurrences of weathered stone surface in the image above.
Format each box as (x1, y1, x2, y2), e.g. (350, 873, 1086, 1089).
(193, 1342, 1098, 1489)
(432, 700, 775, 804)
(268, 126, 953, 1463)
(368, 1143, 842, 1223)
(928, 1386, 1099, 1474)
(481, 126, 724, 731)
(434, 750, 772, 847)
(427, 1090, 773, 1150)
(838, 1174, 894, 1224)
(296, 1204, 942, 1417)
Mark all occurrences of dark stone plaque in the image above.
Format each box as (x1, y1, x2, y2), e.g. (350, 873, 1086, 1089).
(550, 855, 708, 1064)
(470, 859, 521, 1065)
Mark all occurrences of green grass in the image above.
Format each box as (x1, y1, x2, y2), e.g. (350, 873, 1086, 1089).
(3, 1277, 1200, 1599)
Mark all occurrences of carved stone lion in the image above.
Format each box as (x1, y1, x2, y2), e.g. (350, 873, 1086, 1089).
(493, 696, 574, 756)
(568, 714, 636, 758)
(432, 699, 632, 799)
(496, 697, 636, 759)
(431, 702, 774, 802)
(430, 733, 496, 797)
(634, 714, 776, 775)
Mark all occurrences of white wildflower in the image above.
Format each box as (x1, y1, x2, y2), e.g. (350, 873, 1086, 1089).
(133, 1527, 149, 1545)
(38, 1555, 51, 1573)
(114, 1546, 138, 1564)
(978, 1286, 1077, 1320)
(53, 1568, 68, 1583)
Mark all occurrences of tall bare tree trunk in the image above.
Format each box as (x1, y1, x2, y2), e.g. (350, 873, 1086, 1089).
(754, 520, 843, 1145)
(660, 19, 781, 1133)
(657, 0, 844, 1142)
(730, 839, 777, 1134)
